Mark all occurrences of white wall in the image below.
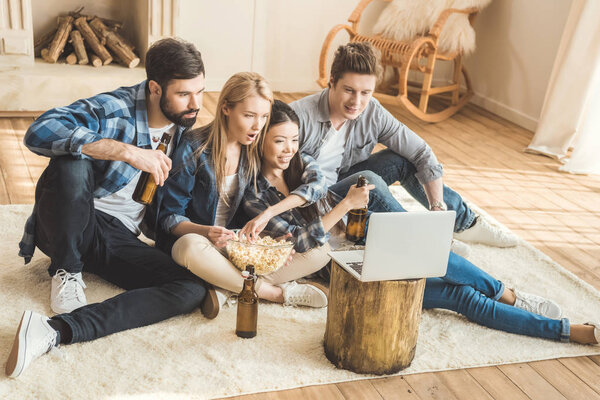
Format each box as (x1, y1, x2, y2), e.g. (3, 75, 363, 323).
(466, 0, 572, 130)
(179, 0, 571, 130)
(179, 0, 386, 91)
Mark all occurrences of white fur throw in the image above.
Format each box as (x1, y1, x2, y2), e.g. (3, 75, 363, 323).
(373, 0, 492, 55)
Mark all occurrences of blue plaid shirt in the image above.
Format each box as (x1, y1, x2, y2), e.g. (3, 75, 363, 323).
(243, 154, 335, 253)
(19, 81, 186, 263)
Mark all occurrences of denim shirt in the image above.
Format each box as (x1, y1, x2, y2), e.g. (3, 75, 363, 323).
(18, 81, 185, 263)
(290, 88, 444, 184)
(156, 127, 249, 236)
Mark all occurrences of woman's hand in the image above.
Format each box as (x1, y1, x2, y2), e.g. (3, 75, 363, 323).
(239, 209, 273, 241)
(342, 183, 375, 210)
(206, 226, 236, 248)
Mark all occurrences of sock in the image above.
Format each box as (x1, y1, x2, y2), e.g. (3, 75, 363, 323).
(48, 318, 73, 345)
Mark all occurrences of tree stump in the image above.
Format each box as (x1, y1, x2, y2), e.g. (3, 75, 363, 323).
(324, 261, 426, 375)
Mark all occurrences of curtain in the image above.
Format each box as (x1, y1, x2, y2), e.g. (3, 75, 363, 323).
(525, 0, 600, 175)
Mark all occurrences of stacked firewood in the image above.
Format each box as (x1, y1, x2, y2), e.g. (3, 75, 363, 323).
(34, 10, 140, 68)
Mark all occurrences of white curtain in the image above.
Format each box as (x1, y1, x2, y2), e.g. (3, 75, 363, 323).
(526, 0, 600, 175)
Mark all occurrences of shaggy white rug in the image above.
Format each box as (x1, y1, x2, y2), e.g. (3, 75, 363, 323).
(1, 193, 599, 400)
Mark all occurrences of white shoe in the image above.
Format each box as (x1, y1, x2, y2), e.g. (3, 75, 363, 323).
(454, 217, 518, 248)
(584, 322, 600, 345)
(451, 239, 471, 259)
(513, 289, 562, 319)
(51, 269, 87, 314)
(280, 281, 328, 308)
(5, 311, 57, 378)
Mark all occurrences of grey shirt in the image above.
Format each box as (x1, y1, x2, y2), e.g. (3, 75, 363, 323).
(290, 89, 443, 184)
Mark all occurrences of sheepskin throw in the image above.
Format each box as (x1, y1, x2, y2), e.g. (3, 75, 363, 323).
(373, 0, 492, 55)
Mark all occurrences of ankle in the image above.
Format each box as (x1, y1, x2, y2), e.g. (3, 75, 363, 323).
(570, 324, 597, 345)
(257, 282, 284, 303)
(498, 287, 517, 306)
(48, 318, 72, 344)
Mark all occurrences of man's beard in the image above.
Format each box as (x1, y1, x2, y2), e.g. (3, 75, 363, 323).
(160, 94, 199, 128)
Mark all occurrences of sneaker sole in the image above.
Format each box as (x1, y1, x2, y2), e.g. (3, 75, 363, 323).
(50, 302, 86, 315)
(5, 310, 32, 378)
(201, 285, 220, 319)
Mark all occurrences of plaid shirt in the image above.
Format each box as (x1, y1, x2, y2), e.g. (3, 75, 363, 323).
(243, 154, 333, 253)
(18, 81, 185, 263)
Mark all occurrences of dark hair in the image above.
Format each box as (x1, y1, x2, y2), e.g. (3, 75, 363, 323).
(268, 99, 300, 129)
(329, 42, 382, 87)
(264, 100, 343, 230)
(145, 37, 205, 87)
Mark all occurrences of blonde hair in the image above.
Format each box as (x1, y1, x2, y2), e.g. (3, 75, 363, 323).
(194, 72, 273, 200)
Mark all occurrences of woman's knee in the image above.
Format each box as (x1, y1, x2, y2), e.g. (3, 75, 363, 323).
(171, 233, 213, 266)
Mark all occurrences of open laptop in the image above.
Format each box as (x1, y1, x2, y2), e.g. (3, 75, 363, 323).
(329, 211, 455, 282)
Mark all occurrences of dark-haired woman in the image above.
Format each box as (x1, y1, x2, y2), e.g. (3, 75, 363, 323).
(242, 100, 600, 345)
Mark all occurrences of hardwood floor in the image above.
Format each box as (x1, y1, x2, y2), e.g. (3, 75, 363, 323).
(1, 93, 599, 399)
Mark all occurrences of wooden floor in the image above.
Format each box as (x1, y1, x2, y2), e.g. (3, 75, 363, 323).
(1, 93, 599, 399)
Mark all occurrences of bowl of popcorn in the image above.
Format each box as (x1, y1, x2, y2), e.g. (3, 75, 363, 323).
(225, 231, 295, 275)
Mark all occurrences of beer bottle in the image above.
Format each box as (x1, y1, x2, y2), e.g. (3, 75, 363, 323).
(345, 175, 368, 242)
(236, 265, 258, 338)
(132, 132, 172, 205)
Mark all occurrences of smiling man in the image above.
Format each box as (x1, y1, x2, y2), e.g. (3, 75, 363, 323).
(6, 38, 208, 378)
(291, 42, 517, 254)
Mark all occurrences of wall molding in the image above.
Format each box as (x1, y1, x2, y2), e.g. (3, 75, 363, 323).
(470, 92, 538, 132)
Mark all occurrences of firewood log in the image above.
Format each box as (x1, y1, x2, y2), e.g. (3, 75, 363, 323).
(69, 30, 88, 64)
(74, 17, 112, 65)
(34, 29, 57, 57)
(65, 52, 77, 65)
(42, 16, 74, 63)
(89, 18, 140, 68)
(90, 54, 103, 67)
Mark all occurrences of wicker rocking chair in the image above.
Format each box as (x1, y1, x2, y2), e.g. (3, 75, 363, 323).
(317, 0, 479, 123)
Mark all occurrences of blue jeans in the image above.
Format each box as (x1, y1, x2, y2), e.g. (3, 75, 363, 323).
(336, 150, 476, 232)
(33, 157, 207, 343)
(424, 252, 570, 342)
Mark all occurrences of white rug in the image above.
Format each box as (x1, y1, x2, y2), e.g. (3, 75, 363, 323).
(1, 193, 599, 400)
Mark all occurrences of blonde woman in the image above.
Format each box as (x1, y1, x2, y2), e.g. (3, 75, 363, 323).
(156, 72, 328, 319)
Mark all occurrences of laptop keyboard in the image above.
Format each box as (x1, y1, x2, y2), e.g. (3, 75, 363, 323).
(347, 261, 363, 276)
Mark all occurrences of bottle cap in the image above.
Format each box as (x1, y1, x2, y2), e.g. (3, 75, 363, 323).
(241, 271, 250, 278)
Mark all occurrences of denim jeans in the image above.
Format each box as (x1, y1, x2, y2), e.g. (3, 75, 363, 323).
(336, 149, 476, 232)
(33, 157, 206, 343)
(424, 252, 570, 342)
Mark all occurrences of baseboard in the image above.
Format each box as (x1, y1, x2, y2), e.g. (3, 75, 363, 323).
(469, 93, 538, 132)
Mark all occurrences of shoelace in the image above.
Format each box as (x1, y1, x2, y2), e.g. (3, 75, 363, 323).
(516, 295, 545, 314)
(55, 270, 87, 301)
(34, 327, 57, 357)
(287, 294, 310, 305)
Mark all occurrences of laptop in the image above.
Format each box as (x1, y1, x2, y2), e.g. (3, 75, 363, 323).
(329, 211, 455, 282)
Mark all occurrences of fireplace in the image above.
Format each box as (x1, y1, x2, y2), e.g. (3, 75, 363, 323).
(0, 0, 180, 113)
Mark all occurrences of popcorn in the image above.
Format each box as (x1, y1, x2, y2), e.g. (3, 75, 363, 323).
(226, 233, 294, 275)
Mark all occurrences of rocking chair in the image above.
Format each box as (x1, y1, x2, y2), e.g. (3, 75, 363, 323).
(317, 0, 479, 123)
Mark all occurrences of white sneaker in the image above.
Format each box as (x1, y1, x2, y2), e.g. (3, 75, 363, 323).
(513, 289, 562, 319)
(51, 269, 87, 314)
(5, 311, 57, 378)
(280, 281, 328, 308)
(451, 239, 471, 259)
(454, 217, 518, 248)
(584, 322, 600, 345)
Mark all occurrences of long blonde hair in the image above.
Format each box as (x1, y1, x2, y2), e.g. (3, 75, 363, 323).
(193, 72, 273, 198)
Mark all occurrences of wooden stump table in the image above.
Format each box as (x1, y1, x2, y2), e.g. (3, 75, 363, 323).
(324, 260, 426, 375)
